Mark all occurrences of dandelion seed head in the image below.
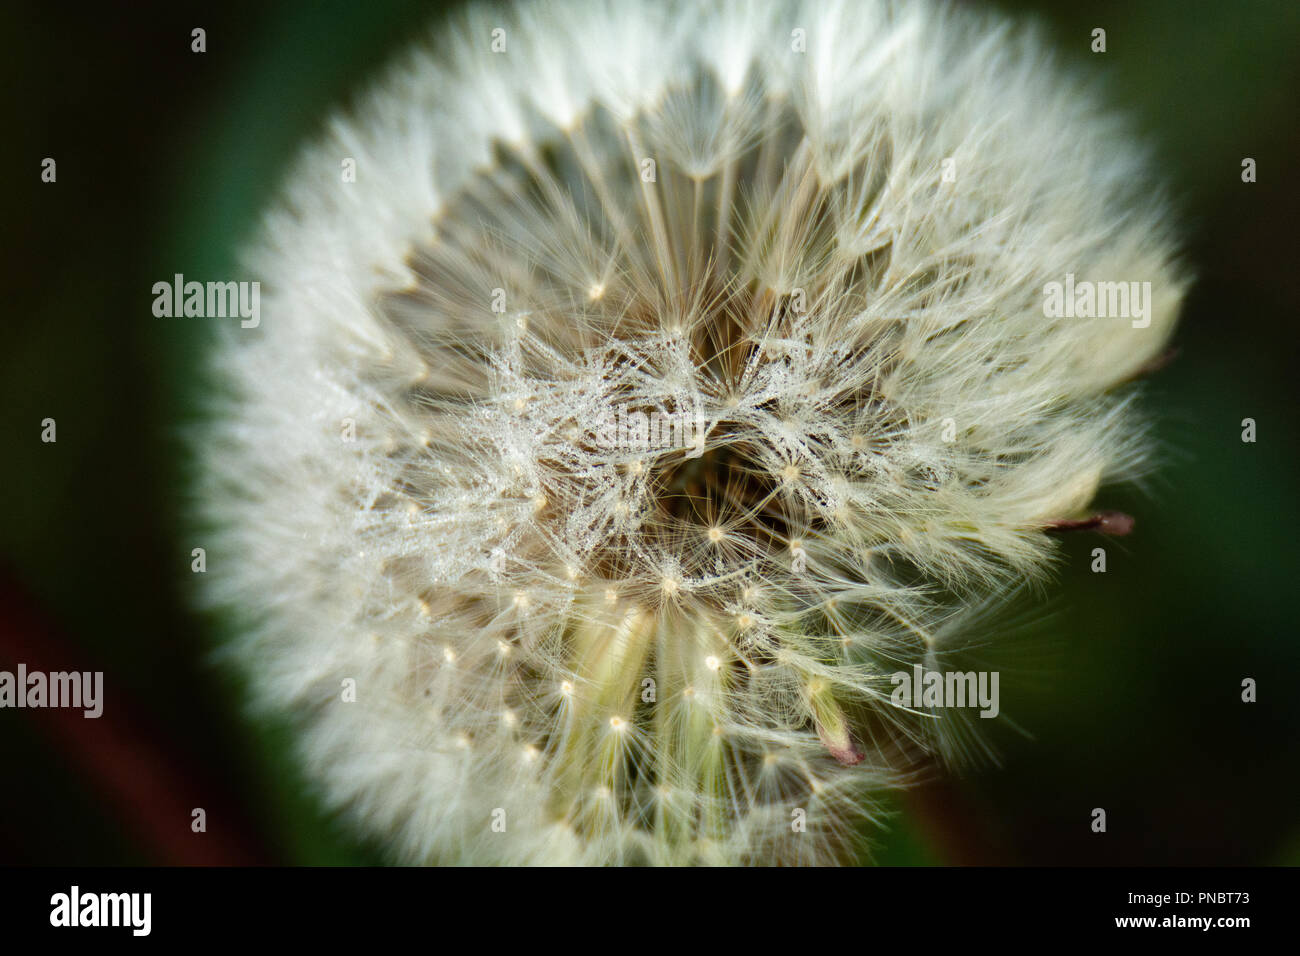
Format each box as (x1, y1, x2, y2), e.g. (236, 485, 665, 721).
(200, 0, 1185, 865)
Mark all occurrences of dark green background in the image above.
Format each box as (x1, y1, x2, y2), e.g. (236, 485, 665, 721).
(2, 0, 1297, 865)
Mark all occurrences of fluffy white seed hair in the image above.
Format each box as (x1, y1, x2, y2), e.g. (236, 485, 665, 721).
(199, 0, 1184, 865)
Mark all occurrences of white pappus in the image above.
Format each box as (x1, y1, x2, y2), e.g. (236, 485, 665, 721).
(197, 0, 1185, 865)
